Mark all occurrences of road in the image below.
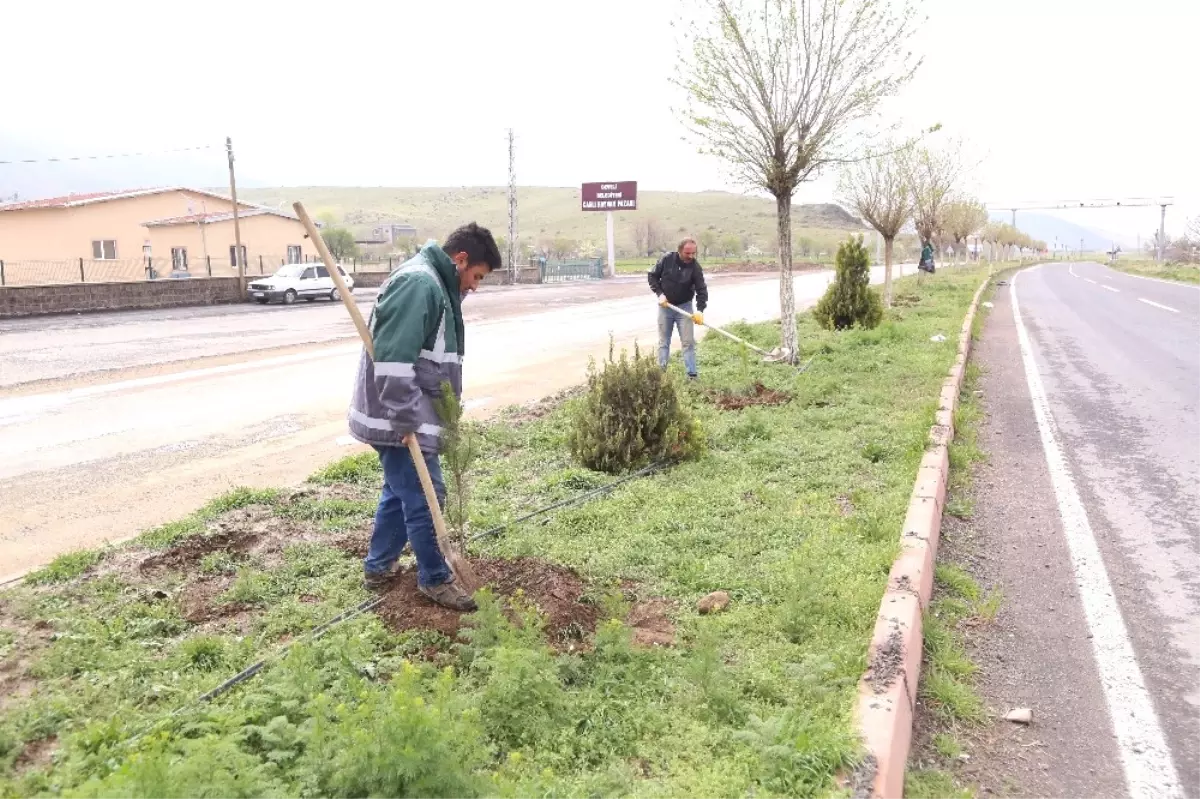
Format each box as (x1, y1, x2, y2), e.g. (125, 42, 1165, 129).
(969, 261, 1198, 797)
(0, 264, 915, 581)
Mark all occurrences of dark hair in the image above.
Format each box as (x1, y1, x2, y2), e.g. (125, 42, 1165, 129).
(442, 222, 502, 271)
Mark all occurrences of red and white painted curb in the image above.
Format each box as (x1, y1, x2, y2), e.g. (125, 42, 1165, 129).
(854, 275, 991, 798)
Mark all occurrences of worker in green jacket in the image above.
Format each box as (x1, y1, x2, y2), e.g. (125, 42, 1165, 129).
(350, 223, 501, 611)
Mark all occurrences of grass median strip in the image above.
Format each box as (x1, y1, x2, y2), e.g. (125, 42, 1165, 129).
(0, 267, 986, 798)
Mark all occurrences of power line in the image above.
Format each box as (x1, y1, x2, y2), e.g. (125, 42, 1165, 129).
(0, 143, 216, 166)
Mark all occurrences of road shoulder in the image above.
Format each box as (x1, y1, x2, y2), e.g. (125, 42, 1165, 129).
(908, 276, 1127, 798)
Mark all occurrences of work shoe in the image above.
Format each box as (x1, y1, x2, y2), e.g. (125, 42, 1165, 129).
(363, 568, 395, 591)
(687, 373, 698, 381)
(418, 578, 478, 612)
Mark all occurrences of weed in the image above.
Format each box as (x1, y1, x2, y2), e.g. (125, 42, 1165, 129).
(935, 564, 981, 602)
(198, 551, 240, 576)
(906, 768, 975, 798)
(308, 451, 381, 485)
(23, 550, 103, 585)
(933, 732, 963, 760)
(923, 666, 987, 724)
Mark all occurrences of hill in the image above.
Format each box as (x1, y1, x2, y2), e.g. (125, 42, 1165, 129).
(236, 186, 867, 256)
(989, 211, 1121, 252)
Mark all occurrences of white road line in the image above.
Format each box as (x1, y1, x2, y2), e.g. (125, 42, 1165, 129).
(1111, 269, 1200, 290)
(1011, 269, 1183, 799)
(1085, 278, 1098, 285)
(1069, 265, 1080, 278)
(1102, 284, 1120, 292)
(1137, 298, 1180, 314)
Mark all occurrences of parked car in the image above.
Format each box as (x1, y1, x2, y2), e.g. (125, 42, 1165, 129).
(248, 263, 355, 305)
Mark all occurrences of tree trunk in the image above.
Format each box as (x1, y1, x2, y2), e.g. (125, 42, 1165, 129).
(775, 192, 798, 363)
(883, 237, 895, 308)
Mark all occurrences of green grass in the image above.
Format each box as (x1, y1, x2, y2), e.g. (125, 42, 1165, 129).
(1108, 258, 1200, 284)
(0, 268, 988, 798)
(22, 550, 104, 585)
(906, 768, 975, 798)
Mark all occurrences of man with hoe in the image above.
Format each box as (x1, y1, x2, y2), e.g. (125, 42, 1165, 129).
(348, 222, 502, 612)
(648, 237, 709, 379)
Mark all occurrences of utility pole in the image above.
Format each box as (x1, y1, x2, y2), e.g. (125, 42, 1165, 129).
(507, 129, 518, 281)
(1157, 203, 1167, 263)
(1011, 208, 1017, 228)
(226, 137, 245, 297)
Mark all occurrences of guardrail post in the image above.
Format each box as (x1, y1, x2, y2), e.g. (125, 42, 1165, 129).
(1, 260, 5, 286)
(207, 255, 212, 277)
(79, 257, 85, 282)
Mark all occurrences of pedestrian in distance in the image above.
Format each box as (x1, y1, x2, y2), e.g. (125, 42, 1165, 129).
(648, 237, 708, 380)
(349, 222, 502, 611)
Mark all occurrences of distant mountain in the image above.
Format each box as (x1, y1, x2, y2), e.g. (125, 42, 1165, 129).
(989, 211, 1124, 251)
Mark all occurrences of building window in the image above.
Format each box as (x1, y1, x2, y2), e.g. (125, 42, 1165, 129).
(230, 244, 247, 267)
(171, 247, 188, 270)
(287, 245, 302, 264)
(91, 240, 117, 259)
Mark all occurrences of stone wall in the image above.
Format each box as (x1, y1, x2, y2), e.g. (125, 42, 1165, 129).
(0, 277, 245, 318)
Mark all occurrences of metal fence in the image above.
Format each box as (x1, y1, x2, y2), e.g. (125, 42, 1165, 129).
(0, 254, 608, 288)
(537, 258, 605, 283)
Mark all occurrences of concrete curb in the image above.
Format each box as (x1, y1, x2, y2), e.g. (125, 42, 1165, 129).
(854, 274, 992, 798)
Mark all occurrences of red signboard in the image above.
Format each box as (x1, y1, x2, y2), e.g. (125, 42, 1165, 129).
(581, 181, 637, 212)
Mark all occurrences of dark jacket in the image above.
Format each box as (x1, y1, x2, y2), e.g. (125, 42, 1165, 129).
(348, 243, 464, 454)
(648, 252, 708, 311)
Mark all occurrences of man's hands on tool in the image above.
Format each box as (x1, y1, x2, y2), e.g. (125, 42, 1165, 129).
(691, 312, 704, 325)
(658, 295, 669, 308)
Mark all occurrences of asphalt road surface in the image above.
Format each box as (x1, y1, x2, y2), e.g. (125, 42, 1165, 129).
(0, 265, 917, 581)
(976, 261, 1198, 797)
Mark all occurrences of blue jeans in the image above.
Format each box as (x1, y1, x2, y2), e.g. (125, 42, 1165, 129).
(658, 301, 697, 376)
(364, 444, 451, 588)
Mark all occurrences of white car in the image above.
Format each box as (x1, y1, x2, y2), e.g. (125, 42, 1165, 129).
(248, 263, 355, 305)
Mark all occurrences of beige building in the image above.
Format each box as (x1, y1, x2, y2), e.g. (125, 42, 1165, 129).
(0, 187, 313, 284)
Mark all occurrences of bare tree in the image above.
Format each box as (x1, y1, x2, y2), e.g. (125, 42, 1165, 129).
(633, 219, 649, 256)
(981, 221, 1003, 262)
(910, 140, 963, 254)
(941, 198, 988, 264)
(837, 141, 913, 307)
(677, 0, 920, 362)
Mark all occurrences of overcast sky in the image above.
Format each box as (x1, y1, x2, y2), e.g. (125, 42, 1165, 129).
(5, 0, 1196, 239)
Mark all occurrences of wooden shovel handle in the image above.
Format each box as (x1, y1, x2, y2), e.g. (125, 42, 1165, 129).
(293, 202, 374, 359)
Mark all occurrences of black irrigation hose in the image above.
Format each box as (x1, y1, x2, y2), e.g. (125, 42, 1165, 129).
(196, 596, 384, 703)
(467, 459, 667, 543)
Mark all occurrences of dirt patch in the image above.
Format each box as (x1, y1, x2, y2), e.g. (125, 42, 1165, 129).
(377, 557, 598, 645)
(837, 495, 855, 516)
(14, 735, 56, 775)
(177, 576, 255, 626)
(627, 598, 676, 647)
(706, 382, 793, 410)
(376, 557, 674, 650)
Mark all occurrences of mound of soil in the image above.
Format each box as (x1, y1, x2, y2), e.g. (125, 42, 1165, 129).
(376, 557, 674, 649)
(707, 381, 793, 410)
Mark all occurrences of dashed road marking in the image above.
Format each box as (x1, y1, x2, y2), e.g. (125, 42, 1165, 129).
(1102, 284, 1120, 292)
(1085, 278, 1098, 285)
(1010, 269, 1183, 799)
(1137, 298, 1180, 314)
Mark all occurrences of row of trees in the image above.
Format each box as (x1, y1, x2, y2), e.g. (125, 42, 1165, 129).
(675, 0, 1059, 351)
